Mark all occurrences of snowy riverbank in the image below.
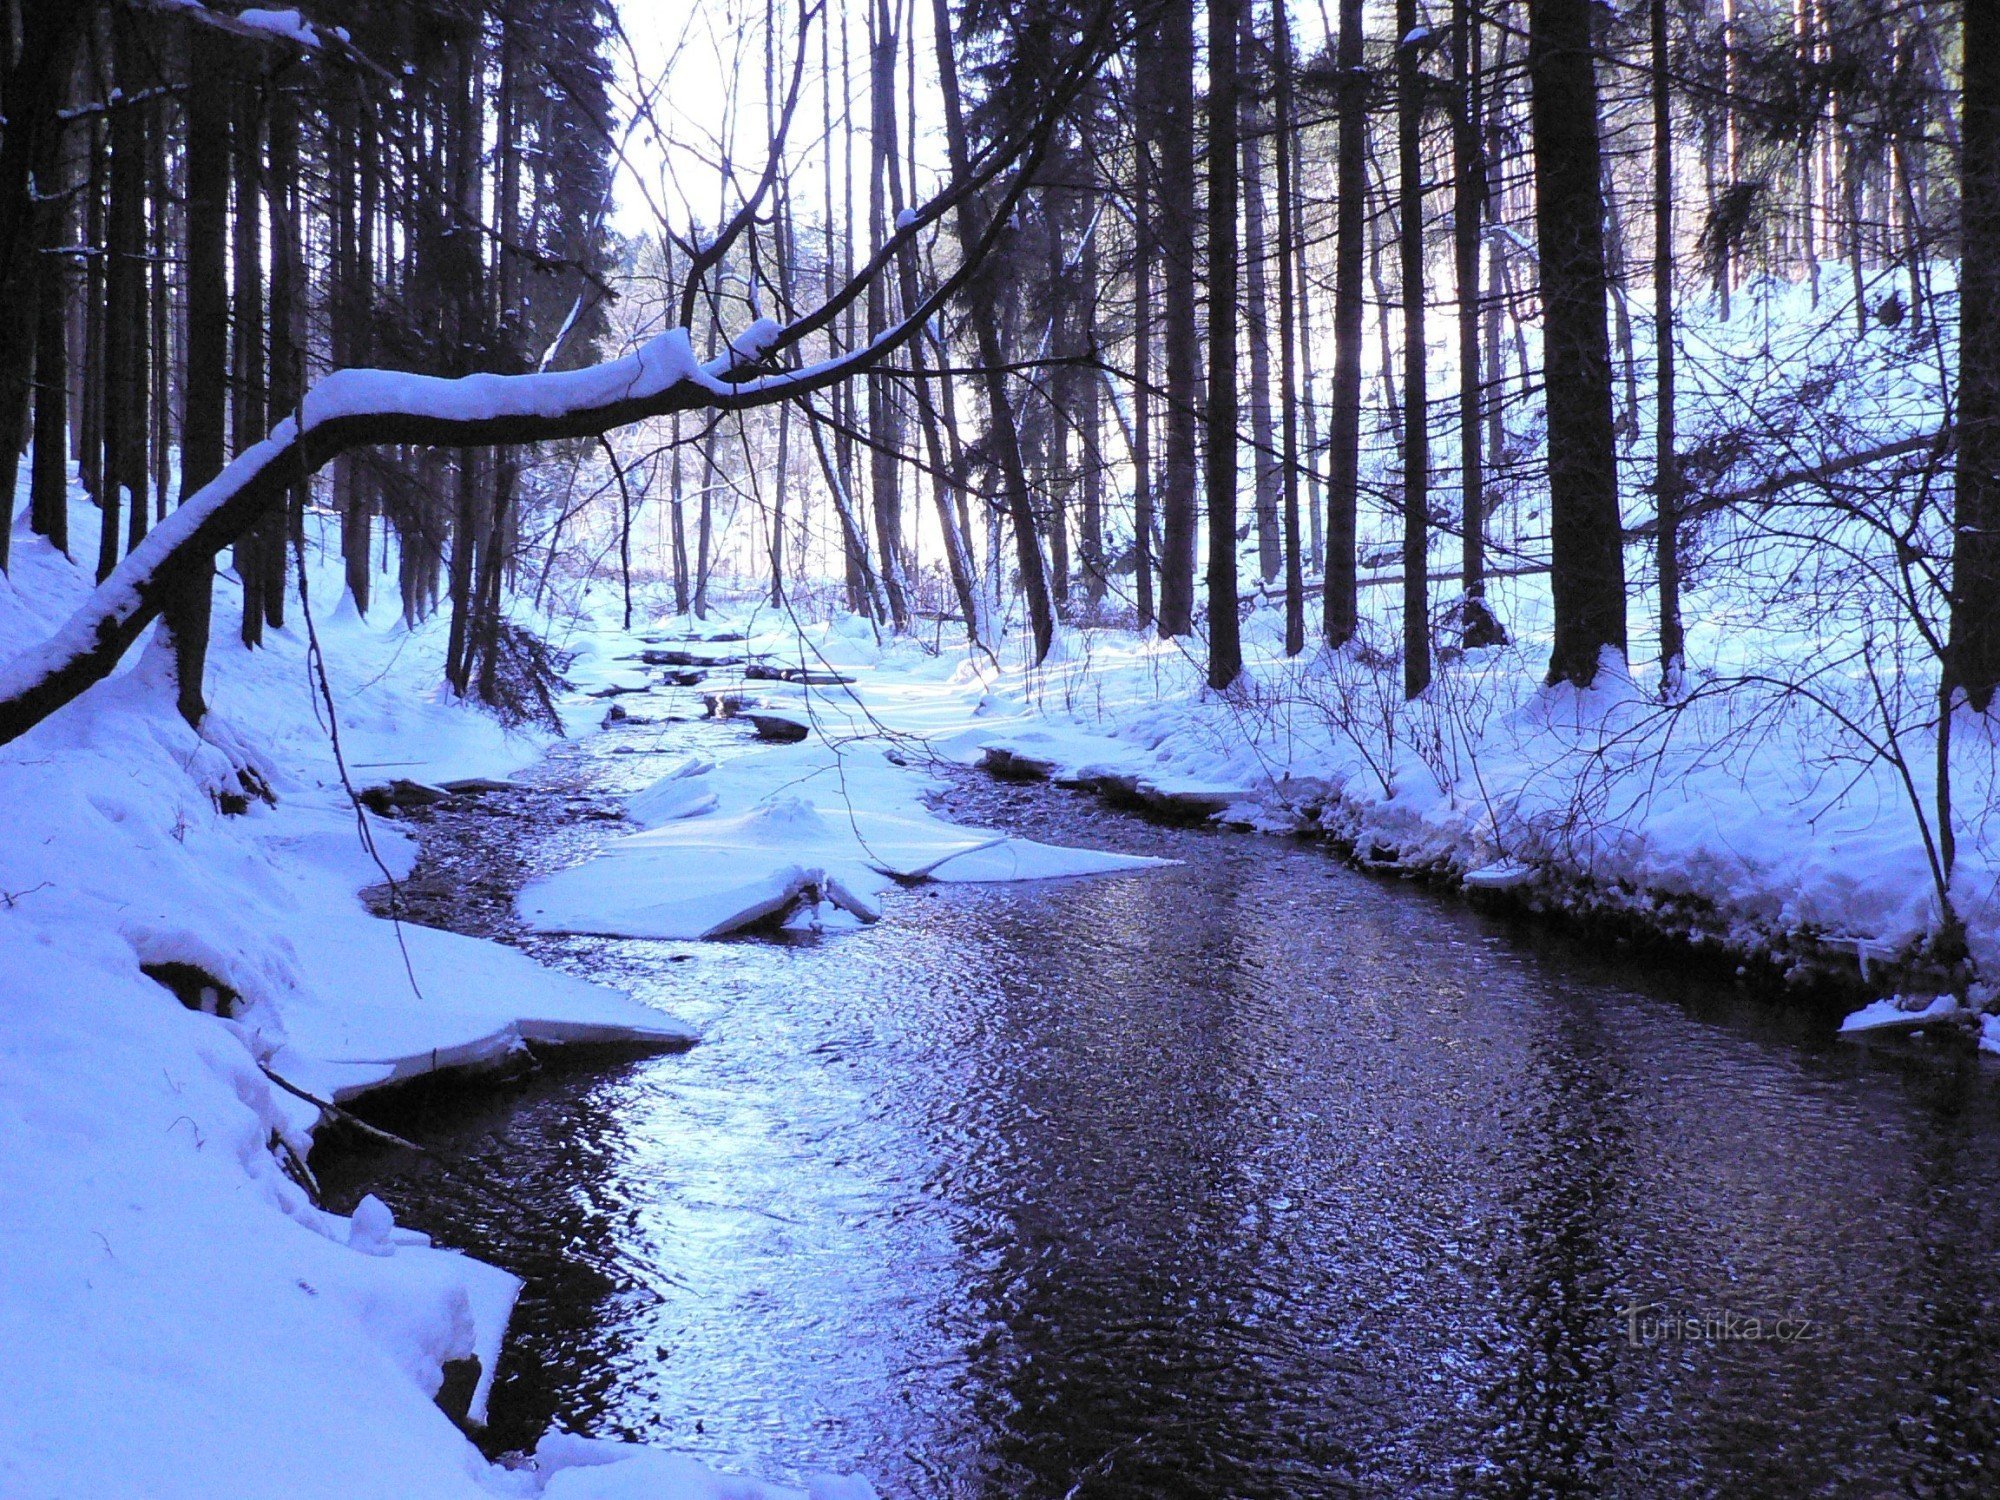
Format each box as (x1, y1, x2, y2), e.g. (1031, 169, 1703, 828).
(626, 590, 1999, 1029)
(0, 509, 873, 1499)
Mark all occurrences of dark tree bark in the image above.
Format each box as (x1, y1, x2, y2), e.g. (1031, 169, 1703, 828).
(231, 66, 267, 643)
(1273, 0, 1304, 656)
(1652, 0, 1683, 682)
(31, 252, 70, 554)
(263, 69, 304, 632)
(104, 7, 152, 575)
(932, 0, 1054, 662)
(1239, 3, 1281, 585)
(1397, 0, 1430, 699)
(167, 20, 235, 726)
(867, 0, 910, 631)
(1206, 0, 1243, 690)
(1325, 0, 1366, 646)
(1957, 0, 2000, 710)
(1530, 0, 1627, 686)
(1454, 0, 1505, 648)
(1131, 149, 1157, 629)
(0, 0, 84, 572)
(1151, 0, 1201, 639)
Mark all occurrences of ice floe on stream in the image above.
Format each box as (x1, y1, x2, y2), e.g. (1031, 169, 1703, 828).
(517, 738, 1171, 940)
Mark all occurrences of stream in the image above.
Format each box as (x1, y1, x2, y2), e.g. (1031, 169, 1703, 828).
(320, 706, 2000, 1498)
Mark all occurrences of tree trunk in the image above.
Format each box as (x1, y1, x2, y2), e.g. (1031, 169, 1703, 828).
(31, 252, 71, 554)
(1152, 0, 1201, 639)
(867, 0, 909, 631)
(1652, 0, 1683, 682)
(1454, 0, 1504, 648)
(104, 8, 152, 576)
(1240, 4, 1281, 585)
(0, 0, 83, 571)
(931, 0, 1054, 662)
(168, 20, 233, 725)
(1397, 0, 1430, 699)
(1530, 0, 1628, 685)
(1273, 0, 1305, 656)
(232, 67, 267, 643)
(1132, 143, 1157, 629)
(1206, 0, 1243, 690)
(1955, 0, 2000, 709)
(1325, 0, 1366, 645)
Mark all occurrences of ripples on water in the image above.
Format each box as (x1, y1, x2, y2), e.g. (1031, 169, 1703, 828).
(325, 716, 2000, 1498)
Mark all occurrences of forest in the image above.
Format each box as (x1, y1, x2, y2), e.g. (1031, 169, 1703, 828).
(4, 1, 2000, 1497)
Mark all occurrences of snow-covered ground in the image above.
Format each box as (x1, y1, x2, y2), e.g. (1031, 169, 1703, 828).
(0, 498, 873, 1499)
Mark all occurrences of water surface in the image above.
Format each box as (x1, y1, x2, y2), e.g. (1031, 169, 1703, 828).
(326, 711, 2000, 1498)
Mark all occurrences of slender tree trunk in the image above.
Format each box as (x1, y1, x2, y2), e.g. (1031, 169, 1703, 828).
(0, 1, 83, 570)
(103, 8, 151, 578)
(31, 251, 71, 554)
(1153, 0, 1201, 639)
(1206, 0, 1243, 690)
(669, 417, 691, 614)
(1273, 0, 1304, 655)
(1240, 4, 1281, 585)
(1079, 223, 1106, 609)
(1531, 0, 1628, 685)
(1325, 0, 1366, 645)
(1398, 0, 1430, 699)
(1653, 0, 1683, 683)
(931, 0, 1054, 661)
(231, 67, 266, 642)
(1955, 0, 2000, 709)
(167, 21, 233, 725)
(1132, 159, 1157, 630)
(867, 0, 909, 631)
(1454, 0, 1504, 648)
(263, 73, 303, 632)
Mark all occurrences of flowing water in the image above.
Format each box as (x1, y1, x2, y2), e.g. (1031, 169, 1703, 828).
(322, 710, 2000, 1498)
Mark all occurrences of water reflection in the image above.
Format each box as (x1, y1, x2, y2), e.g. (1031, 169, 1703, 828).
(323, 720, 2000, 1497)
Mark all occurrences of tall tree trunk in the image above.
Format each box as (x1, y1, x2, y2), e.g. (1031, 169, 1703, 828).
(670, 416, 691, 614)
(81, 119, 106, 509)
(263, 71, 303, 632)
(103, 8, 151, 578)
(1206, 0, 1243, 690)
(1653, 0, 1683, 683)
(1273, 0, 1305, 655)
(31, 253, 70, 554)
(231, 66, 266, 643)
(1397, 0, 1430, 699)
(931, 0, 1054, 662)
(1454, 0, 1504, 648)
(1132, 141, 1157, 630)
(1240, 4, 1281, 585)
(1325, 0, 1366, 645)
(867, 0, 909, 631)
(168, 21, 233, 725)
(1152, 0, 1201, 639)
(1531, 0, 1628, 686)
(1079, 222, 1106, 609)
(1955, 0, 2000, 709)
(0, 0, 84, 571)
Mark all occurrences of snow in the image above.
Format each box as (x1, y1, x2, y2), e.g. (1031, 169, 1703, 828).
(0, 493, 865, 1498)
(519, 720, 1172, 940)
(1839, 995, 1959, 1034)
(236, 7, 321, 46)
